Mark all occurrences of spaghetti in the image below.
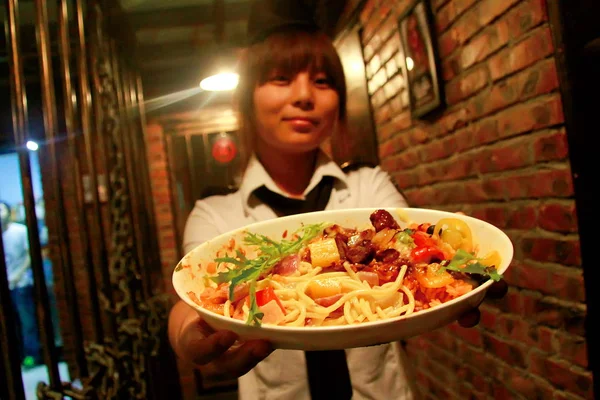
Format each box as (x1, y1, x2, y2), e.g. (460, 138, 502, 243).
(186, 209, 503, 327)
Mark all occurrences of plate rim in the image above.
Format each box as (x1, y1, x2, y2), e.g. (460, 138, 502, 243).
(173, 207, 513, 333)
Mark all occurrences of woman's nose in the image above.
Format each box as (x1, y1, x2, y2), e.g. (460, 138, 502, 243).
(290, 74, 314, 110)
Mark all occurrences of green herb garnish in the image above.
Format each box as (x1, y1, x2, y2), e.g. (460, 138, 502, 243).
(246, 281, 264, 326)
(395, 229, 415, 244)
(443, 249, 503, 281)
(211, 223, 328, 324)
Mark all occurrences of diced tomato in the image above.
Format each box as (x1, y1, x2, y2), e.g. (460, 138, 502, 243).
(256, 287, 285, 314)
(412, 231, 437, 248)
(411, 246, 445, 264)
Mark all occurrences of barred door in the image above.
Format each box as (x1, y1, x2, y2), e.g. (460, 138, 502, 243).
(0, 0, 180, 399)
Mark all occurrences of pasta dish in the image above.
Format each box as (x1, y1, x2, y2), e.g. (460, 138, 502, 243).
(184, 209, 503, 327)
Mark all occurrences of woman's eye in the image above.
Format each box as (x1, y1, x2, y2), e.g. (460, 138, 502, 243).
(314, 76, 332, 87)
(270, 75, 290, 84)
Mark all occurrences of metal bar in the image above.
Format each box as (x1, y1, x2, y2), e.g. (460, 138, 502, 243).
(36, 0, 91, 378)
(6, 0, 61, 389)
(1, 5, 27, 400)
(75, 0, 117, 335)
(90, 0, 138, 323)
(108, 40, 148, 303)
(121, 66, 154, 299)
(0, 228, 26, 400)
(57, 0, 104, 351)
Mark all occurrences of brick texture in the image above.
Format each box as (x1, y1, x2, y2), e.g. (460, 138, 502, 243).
(144, 122, 197, 397)
(358, 0, 590, 398)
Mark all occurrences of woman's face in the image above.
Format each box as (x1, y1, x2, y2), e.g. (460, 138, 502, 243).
(252, 69, 340, 155)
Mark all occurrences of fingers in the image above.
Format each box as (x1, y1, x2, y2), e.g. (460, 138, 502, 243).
(181, 321, 239, 366)
(457, 308, 480, 328)
(486, 280, 508, 299)
(457, 281, 507, 328)
(204, 340, 274, 381)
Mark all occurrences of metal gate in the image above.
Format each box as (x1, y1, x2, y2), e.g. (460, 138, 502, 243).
(0, 0, 180, 399)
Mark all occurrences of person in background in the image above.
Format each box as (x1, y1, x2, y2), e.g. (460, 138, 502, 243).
(168, 1, 507, 399)
(35, 198, 63, 349)
(1, 200, 42, 369)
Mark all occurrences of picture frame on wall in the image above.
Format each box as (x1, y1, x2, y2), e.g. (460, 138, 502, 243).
(397, 0, 445, 118)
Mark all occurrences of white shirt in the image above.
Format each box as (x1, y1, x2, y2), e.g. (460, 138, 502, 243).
(183, 152, 415, 400)
(2, 222, 32, 290)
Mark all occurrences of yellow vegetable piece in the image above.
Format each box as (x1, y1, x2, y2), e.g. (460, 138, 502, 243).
(480, 250, 502, 269)
(308, 238, 341, 268)
(434, 218, 473, 253)
(414, 264, 455, 289)
(371, 228, 396, 249)
(306, 279, 342, 299)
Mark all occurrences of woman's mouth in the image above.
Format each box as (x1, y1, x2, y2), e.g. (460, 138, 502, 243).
(284, 117, 318, 132)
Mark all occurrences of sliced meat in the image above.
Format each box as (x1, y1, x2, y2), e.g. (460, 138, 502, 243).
(370, 209, 400, 232)
(356, 271, 380, 287)
(335, 236, 349, 261)
(314, 293, 344, 307)
(273, 254, 300, 276)
(346, 244, 374, 264)
(375, 248, 400, 263)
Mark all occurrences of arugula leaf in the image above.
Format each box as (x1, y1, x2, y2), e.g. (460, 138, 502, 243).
(246, 281, 264, 326)
(210, 223, 329, 318)
(444, 249, 503, 281)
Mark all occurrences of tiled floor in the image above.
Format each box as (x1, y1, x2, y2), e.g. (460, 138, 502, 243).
(21, 362, 70, 399)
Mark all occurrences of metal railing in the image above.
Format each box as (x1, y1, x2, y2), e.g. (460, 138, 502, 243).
(0, 0, 178, 398)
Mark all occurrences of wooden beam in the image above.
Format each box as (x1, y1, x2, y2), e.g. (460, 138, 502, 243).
(126, 2, 250, 30)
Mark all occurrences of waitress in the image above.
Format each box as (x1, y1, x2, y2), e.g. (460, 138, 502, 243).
(168, 1, 506, 399)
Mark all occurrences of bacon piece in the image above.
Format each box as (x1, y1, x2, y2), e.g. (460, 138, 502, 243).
(200, 287, 228, 304)
(214, 282, 249, 303)
(260, 301, 286, 325)
(356, 271, 379, 287)
(314, 293, 344, 307)
(273, 254, 300, 276)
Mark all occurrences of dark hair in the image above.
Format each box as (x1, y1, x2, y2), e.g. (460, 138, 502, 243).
(236, 28, 347, 167)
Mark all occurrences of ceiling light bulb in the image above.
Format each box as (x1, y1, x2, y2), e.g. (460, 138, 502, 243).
(199, 72, 239, 91)
(26, 141, 39, 151)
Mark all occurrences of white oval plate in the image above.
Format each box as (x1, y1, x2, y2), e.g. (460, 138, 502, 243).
(172, 208, 513, 350)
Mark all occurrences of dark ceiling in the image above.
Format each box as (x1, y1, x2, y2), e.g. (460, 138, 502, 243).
(0, 0, 351, 146)
(119, 0, 350, 109)
(121, 0, 252, 102)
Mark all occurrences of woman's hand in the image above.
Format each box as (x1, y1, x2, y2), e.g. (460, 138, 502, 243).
(457, 279, 508, 327)
(169, 301, 273, 380)
(451, 211, 509, 328)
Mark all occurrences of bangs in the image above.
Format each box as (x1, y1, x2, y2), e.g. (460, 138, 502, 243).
(252, 30, 344, 85)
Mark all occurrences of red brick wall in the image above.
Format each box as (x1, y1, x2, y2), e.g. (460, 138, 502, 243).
(144, 120, 203, 399)
(145, 122, 180, 300)
(359, 0, 591, 398)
